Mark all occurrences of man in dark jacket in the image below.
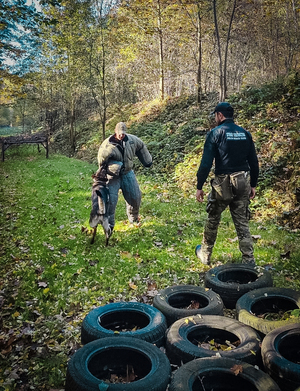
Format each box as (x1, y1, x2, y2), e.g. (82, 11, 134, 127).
(195, 102, 259, 265)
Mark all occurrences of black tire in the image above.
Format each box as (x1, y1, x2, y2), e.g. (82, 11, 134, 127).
(166, 314, 261, 366)
(65, 336, 171, 391)
(152, 285, 224, 326)
(81, 302, 167, 347)
(168, 357, 281, 391)
(261, 323, 300, 391)
(204, 263, 273, 309)
(236, 287, 300, 335)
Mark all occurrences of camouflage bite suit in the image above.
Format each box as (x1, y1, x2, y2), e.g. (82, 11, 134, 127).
(96, 132, 152, 229)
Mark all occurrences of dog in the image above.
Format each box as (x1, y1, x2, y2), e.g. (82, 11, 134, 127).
(89, 178, 111, 246)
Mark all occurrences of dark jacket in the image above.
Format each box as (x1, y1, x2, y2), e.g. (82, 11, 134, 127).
(197, 119, 259, 190)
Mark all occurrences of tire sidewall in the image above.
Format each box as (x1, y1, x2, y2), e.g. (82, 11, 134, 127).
(166, 315, 261, 365)
(169, 357, 281, 391)
(66, 337, 171, 391)
(204, 264, 273, 308)
(261, 324, 300, 386)
(153, 285, 224, 326)
(81, 302, 167, 346)
(236, 287, 300, 334)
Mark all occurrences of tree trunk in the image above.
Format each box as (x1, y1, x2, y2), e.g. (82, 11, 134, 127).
(22, 100, 26, 134)
(223, 0, 237, 100)
(213, 0, 224, 101)
(69, 98, 76, 153)
(196, 2, 202, 105)
(100, 14, 107, 141)
(157, 0, 165, 100)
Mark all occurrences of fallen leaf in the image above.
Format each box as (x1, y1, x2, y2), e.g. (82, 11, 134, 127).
(252, 235, 261, 240)
(147, 280, 157, 290)
(1, 345, 12, 354)
(38, 282, 48, 288)
(231, 364, 243, 376)
(187, 300, 200, 309)
(89, 260, 99, 266)
(120, 251, 132, 258)
(200, 343, 211, 350)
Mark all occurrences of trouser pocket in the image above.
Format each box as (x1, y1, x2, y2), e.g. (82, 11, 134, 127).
(230, 171, 249, 197)
(211, 175, 234, 201)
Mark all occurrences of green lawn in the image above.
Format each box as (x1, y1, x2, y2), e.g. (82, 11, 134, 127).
(0, 146, 300, 390)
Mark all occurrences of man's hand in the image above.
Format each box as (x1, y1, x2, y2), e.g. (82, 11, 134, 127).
(196, 189, 204, 202)
(250, 187, 256, 199)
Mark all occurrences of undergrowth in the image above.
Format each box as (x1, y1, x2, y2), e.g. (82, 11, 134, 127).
(69, 72, 300, 228)
(0, 146, 300, 390)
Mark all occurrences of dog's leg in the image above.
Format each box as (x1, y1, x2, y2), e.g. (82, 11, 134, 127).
(91, 226, 97, 244)
(102, 218, 111, 247)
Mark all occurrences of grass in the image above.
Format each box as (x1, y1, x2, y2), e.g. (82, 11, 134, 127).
(0, 145, 300, 390)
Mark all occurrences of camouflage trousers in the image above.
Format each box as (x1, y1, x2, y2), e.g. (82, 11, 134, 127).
(199, 176, 253, 264)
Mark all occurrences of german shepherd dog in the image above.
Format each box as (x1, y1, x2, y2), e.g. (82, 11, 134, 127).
(89, 177, 111, 245)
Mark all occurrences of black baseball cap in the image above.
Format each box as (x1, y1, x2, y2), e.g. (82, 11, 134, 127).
(212, 102, 234, 117)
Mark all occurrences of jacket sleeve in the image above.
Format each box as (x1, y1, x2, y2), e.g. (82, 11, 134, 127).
(196, 131, 216, 189)
(135, 137, 152, 167)
(247, 134, 259, 187)
(97, 139, 121, 167)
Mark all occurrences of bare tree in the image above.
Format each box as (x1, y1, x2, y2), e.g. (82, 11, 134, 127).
(157, 0, 165, 100)
(213, 0, 237, 101)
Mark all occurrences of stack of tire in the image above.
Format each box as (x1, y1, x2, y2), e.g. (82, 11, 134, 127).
(65, 302, 171, 391)
(65, 263, 300, 391)
(201, 263, 300, 391)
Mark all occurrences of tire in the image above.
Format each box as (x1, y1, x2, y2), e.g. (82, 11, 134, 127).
(81, 302, 167, 347)
(165, 314, 261, 366)
(152, 285, 224, 326)
(168, 357, 281, 391)
(261, 323, 300, 391)
(236, 287, 300, 335)
(65, 336, 171, 391)
(204, 263, 273, 309)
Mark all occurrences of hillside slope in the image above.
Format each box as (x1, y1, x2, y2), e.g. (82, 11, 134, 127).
(70, 73, 300, 229)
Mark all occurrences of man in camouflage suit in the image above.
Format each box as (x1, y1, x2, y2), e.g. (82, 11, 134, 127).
(195, 102, 259, 265)
(95, 122, 152, 233)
